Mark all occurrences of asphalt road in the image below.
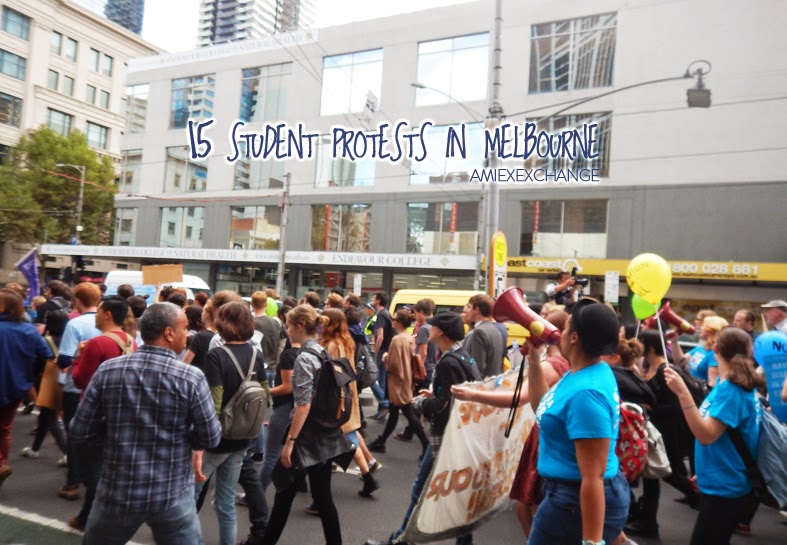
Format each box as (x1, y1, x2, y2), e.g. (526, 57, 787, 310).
(1, 408, 784, 545)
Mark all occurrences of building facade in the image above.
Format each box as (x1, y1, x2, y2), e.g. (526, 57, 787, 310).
(41, 0, 787, 312)
(71, 0, 144, 34)
(197, 0, 314, 48)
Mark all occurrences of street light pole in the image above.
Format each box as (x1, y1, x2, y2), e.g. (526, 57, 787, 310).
(55, 163, 86, 244)
(275, 172, 290, 296)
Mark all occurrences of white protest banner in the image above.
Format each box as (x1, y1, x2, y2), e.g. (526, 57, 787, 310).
(401, 369, 535, 543)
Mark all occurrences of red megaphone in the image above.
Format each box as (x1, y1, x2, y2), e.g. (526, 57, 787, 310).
(494, 287, 561, 348)
(642, 316, 657, 329)
(658, 301, 696, 335)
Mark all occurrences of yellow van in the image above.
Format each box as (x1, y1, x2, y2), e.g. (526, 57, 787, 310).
(389, 289, 528, 348)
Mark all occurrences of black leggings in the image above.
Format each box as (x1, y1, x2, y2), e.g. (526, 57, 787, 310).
(380, 404, 428, 449)
(262, 461, 341, 545)
(690, 493, 756, 545)
(32, 407, 67, 453)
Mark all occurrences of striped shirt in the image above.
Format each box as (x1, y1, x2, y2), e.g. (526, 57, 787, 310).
(70, 345, 221, 513)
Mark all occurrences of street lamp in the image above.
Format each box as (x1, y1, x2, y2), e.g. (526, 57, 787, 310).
(54, 163, 86, 244)
(411, 82, 487, 290)
(685, 60, 712, 108)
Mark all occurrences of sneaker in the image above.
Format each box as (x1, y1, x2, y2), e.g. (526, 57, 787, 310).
(369, 460, 382, 474)
(372, 408, 389, 421)
(237, 534, 265, 545)
(393, 432, 412, 442)
(57, 484, 81, 501)
(304, 502, 320, 516)
(67, 516, 85, 532)
(20, 403, 35, 415)
(21, 447, 40, 458)
(0, 465, 12, 490)
(620, 538, 640, 545)
(58, 455, 68, 467)
(735, 523, 751, 535)
(780, 509, 787, 520)
(624, 522, 659, 538)
(250, 452, 264, 463)
(235, 492, 247, 506)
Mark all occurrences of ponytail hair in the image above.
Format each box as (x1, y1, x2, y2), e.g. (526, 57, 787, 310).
(286, 304, 319, 335)
(617, 338, 644, 375)
(715, 327, 765, 392)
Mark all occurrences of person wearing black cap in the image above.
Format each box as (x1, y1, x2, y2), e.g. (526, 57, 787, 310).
(363, 312, 481, 545)
(526, 299, 629, 545)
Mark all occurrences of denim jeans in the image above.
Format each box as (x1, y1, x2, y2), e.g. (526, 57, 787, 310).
(370, 353, 389, 410)
(528, 472, 630, 545)
(194, 449, 246, 545)
(75, 442, 104, 525)
(62, 391, 81, 486)
(261, 402, 293, 491)
(83, 491, 203, 545)
(392, 445, 471, 545)
(251, 423, 266, 454)
(239, 449, 268, 538)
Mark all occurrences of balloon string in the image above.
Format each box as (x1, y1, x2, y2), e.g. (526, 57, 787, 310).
(635, 320, 641, 339)
(655, 305, 669, 361)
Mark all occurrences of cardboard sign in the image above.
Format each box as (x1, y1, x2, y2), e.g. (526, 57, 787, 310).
(401, 369, 535, 542)
(142, 264, 184, 285)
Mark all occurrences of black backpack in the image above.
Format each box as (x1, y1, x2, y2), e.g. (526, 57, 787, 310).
(354, 342, 378, 389)
(302, 347, 355, 431)
(668, 363, 708, 405)
(44, 297, 71, 336)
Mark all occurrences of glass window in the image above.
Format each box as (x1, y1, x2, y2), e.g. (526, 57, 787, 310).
(159, 207, 205, 248)
(126, 83, 149, 133)
(86, 122, 108, 150)
(86, 84, 96, 104)
(232, 141, 286, 190)
(114, 208, 137, 246)
(165, 146, 207, 192)
(89, 48, 99, 71)
(314, 137, 375, 187)
(99, 90, 110, 109)
(415, 33, 488, 106)
(101, 54, 113, 77)
(520, 200, 608, 257)
(407, 202, 478, 255)
(51, 31, 62, 55)
(410, 123, 485, 185)
(47, 108, 73, 136)
(229, 206, 281, 250)
(239, 63, 292, 122)
(170, 74, 215, 129)
(524, 112, 612, 177)
(63, 76, 74, 96)
(1, 6, 30, 41)
(48, 70, 59, 91)
(320, 49, 383, 116)
(64, 38, 78, 62)
(530, 13, 617, 93)
(120, 150, 141, 193)
(311, 204, 371, 252)
(0, 49, 26, 80)
(0, 91, 22, 127)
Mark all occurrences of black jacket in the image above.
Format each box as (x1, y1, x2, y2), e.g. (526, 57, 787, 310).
(421, 347, 481, 440)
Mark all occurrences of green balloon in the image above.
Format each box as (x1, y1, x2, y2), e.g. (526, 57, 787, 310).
(631, 294, 659, 320)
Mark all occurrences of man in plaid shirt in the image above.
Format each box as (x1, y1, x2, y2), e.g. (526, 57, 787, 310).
(71, 302, 221, 545)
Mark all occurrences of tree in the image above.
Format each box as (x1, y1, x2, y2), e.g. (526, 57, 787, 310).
(0, 127, 117, 245)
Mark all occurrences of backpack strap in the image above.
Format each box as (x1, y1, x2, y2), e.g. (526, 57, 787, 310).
(221, 345, 257, 382)
(44, 336, 59, 359)
(103, 332, 133, 355)
(728, 426, 757, 472)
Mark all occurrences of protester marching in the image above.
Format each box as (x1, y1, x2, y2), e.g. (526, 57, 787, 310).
(1, 257, 787, 545)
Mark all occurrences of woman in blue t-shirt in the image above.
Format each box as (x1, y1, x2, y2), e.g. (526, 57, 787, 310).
(671, 315, 728, 386)
(527, 300, 629, 545)
(664, 327, 764, 545)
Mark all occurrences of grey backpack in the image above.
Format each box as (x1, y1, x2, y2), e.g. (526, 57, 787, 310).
(218, 346, 271, 440)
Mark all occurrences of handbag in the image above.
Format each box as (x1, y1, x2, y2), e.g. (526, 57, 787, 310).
(286, 419, 355, 470)
(642, 419, 672, 479)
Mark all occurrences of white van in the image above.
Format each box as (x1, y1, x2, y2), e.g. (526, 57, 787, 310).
(105, 270, 213, 302)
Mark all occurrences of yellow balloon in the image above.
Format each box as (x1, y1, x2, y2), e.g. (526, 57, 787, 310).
(626, 253, 672, 305)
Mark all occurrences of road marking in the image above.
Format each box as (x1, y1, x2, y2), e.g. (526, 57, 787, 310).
(0, 503, 146, 545)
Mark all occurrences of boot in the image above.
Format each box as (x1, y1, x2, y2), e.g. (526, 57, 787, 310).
(359, 472, 380, 497)
(368, 437, 386, 453)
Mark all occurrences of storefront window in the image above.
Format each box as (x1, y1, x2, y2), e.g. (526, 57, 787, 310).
(296, 270, 384, 301)
(520, 199, 608, 257)
(407, 202, 478, 255)
(229, 206, 281, 250)
(311, 204, 371, 252)
(159, 207, 204, 248)
(215, 264, 281, 296)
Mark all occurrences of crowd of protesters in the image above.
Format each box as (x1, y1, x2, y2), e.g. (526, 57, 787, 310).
(0, 277, 786, 545)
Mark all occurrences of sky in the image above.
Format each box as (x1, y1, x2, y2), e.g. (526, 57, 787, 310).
(142, 0, 473, 52)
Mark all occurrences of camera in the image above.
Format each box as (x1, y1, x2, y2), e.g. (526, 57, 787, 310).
(571, 267, 589, 288)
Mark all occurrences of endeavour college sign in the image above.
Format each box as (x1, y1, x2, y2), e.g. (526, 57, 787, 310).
(40, 245, 477, 271)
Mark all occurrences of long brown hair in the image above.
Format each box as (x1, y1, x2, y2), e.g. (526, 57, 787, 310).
(319, 308, 355, 361)
(616, 338, 644, 376)
(287, 304, 319, 335)
(0, 289, 25, 322)
(715, 327, 765, 392)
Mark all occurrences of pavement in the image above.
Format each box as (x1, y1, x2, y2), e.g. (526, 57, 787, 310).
(1, 407, 785, 545)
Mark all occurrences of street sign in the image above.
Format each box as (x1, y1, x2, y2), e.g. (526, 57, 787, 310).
(488, 232, 508, 298)
(604, 271, 620, 304)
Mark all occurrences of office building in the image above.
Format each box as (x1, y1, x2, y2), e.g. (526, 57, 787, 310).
(198, 0, 314, 47)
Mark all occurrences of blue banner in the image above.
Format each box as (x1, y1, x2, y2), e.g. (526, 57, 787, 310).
(14, 249, 39, 305)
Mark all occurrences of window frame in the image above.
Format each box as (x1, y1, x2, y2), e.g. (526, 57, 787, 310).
(1, 6, 30, 41)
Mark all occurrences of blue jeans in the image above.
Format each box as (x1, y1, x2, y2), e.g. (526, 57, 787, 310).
(251, 423, 266, 454)
(528, 472, 630, 545)
(83, 491, 203, 545)
(371, 353, 389, 410)
(194, 449, 246, 545)
(392, 445, 471, 545)
(261, 402, 293, 491)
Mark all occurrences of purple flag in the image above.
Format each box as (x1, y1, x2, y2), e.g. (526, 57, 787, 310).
(14, 249, 39, 305)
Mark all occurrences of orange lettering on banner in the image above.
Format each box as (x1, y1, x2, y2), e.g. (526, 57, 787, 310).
(458, 402, 505, 429)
